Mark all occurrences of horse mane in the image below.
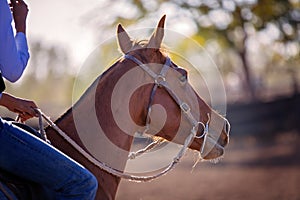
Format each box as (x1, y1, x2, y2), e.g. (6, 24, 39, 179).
(120, 39, 168, 55)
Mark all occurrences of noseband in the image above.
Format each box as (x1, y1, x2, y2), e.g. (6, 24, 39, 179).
(124, 54, 211, 154)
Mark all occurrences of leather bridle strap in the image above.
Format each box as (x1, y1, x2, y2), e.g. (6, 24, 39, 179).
(124, 54, 208, 139)
(124, 54, 171, 131)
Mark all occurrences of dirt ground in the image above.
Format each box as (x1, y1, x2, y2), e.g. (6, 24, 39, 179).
(116, 132, 300, 200)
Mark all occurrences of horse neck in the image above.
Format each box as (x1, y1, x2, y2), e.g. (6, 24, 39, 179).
(45, 62, 137, 199)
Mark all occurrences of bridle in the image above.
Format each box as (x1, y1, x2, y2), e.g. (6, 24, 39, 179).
(34, 54, 227, 182)
(124, 54, 211, 146)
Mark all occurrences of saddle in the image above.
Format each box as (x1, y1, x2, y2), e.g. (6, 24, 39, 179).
(0, 118, 52, 200)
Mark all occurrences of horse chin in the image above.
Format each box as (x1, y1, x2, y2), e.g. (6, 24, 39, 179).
(201, 143, 224, 163)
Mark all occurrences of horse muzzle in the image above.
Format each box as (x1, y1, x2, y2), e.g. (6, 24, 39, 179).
(199, 134, 223, 160)
(199, 119, 230, 160)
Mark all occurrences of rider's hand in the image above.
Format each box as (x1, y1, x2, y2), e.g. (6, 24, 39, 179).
(10, 0, 29, 34)
(0, 93, 38, 122)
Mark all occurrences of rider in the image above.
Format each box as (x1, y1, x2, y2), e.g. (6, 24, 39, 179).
(0, 0, 98, 199)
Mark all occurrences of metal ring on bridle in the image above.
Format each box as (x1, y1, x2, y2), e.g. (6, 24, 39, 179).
(193, 121, 207, 139)
(154, 75, 166, 86)
(194, 113, 211, 139)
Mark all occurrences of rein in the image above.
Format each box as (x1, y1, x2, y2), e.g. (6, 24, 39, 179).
(33, 55, 212, 182)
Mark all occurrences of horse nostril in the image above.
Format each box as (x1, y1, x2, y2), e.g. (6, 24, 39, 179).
(224, 119, 230, 135)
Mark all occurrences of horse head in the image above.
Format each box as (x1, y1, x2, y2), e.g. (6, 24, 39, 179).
(115, 15, 230, 161)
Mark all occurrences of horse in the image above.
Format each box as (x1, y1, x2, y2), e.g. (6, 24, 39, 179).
(0, 15, 230, 200)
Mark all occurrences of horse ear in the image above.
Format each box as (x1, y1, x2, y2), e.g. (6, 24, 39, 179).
(148, 15, 166, 49)
(117, 24, 133, 54)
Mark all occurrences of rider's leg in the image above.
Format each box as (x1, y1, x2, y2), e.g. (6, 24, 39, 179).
(0, 118, 98, 200)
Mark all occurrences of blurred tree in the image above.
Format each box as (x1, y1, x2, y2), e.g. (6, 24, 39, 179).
(83, 0, 300, 101)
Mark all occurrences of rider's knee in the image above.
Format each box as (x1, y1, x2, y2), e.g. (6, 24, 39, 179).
(84, 171, 98, 196)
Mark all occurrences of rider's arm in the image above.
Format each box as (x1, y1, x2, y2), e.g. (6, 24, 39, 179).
(0, 0, 36, 122)
(0, 92, 37, 122)
(0, 0, 30, 83)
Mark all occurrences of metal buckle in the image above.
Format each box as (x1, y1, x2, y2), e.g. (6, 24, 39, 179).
(180, 102, 190, 113)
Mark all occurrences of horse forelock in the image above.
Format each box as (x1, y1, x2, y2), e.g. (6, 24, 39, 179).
(121, 39, 168, 56)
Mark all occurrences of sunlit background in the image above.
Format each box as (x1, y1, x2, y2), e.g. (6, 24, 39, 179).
(2, 0, 300, 199)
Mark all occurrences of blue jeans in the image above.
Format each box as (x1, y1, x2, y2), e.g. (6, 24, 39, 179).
(0, 118, 98, 199)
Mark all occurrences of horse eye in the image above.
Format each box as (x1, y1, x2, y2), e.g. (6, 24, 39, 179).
(176, 68, 188, 83)
(179, 75, 187, 83)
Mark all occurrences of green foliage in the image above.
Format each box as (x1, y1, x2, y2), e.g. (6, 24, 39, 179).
(90, 0, 300, 100)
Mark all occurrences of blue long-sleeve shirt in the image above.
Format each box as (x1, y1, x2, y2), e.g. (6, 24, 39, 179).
(0, 0, 30, 83)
